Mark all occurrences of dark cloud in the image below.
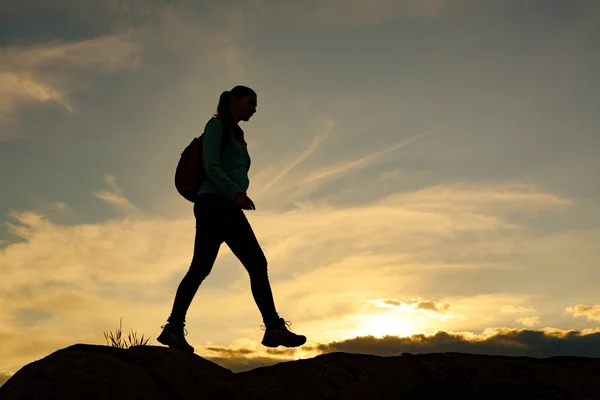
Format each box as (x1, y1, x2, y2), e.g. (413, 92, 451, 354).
(381, 298, 451, 314)
(413, 300, 451, 313)
(205, 347, 254, 356)
(206, 345, 299, 359)
(264, 348, 298, 356)
(311, 329, 600, 358)
(203, 346, 299, 371)
(204, 328, 600, 373)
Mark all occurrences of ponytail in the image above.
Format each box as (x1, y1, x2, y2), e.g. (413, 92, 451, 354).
(216, 90, 232, 119)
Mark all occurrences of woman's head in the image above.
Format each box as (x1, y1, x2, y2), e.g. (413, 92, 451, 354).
(216, 85, 257, 123)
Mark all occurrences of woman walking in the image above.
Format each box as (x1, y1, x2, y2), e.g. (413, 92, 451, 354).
(158, 85, 306, 353)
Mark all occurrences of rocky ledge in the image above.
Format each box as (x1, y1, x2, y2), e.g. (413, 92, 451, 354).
(1, 344, 599, 399)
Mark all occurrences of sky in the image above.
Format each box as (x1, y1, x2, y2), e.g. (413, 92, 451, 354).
(1, 0, 600, 384)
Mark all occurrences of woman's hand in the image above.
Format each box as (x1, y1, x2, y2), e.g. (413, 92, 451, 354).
(234, 193, 256, 210)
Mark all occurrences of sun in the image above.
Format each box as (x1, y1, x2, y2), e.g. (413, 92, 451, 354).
(345, 312, 414, 339)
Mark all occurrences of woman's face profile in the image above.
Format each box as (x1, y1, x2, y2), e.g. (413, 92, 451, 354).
(232, 95, 257, 122)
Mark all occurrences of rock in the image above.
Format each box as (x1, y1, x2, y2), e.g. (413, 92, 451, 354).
(0, 344, 231, 400)
(1, 344, 599, 399)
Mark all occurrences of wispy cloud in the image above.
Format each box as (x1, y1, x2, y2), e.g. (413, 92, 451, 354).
(256, 118, 336, 197)
(376, 182, 571, 212)
(0, 31, 141, 138)
(3, 31, 140, 72)
(93, 175, 140, 214)
(0, 181, 594, 374)
(94, 191, 139, 214)
(301, 131, 431, 185)
(260, 130, 432, 206)
(0, 72, 73, 137)
(5, 211, 45, 240)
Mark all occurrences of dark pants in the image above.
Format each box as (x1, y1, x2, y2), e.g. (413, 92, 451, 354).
(167, 193, 280, 328)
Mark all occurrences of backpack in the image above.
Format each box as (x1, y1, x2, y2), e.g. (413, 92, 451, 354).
(175, 117, 231, 202)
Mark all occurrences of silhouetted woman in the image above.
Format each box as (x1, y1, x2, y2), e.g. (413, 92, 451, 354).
(158, 85, 306, 353)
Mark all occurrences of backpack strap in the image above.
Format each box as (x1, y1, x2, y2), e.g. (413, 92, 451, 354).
(202, 116, 230, 155)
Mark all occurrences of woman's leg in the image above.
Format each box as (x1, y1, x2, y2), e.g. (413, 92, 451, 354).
(158, 197, 226, 353)
(223, 209, 280, 328)
(167, 200, 224, 326)
(224, 207, 306, 348)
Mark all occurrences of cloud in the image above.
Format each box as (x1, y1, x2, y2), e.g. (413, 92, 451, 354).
(0, 72, 72, 123)
(261, 130, 432, 206)
(93, 175, 140, 214)
(0, 180, 591, 373)
(93, 191, 140, 214)
(255, 181, 571, 271)
(205, 346, 254, 356)
(197, 326, 600, 372)
(301, 131, 430, 185)
(3, 32, 140, 72)
(5, 211, 45, 240)
(256, 118, 336, 197)
(516, 317, 540, 328)
(566, 304, 600, 322)
(0, 31, 141, 138)
(377, 182, 571, 212)
(371, 298, 451, 317)
(311, 327, 600, 358)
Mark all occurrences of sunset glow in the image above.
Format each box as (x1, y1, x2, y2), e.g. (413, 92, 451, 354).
(1, 0, 599, 383)
(348, 313, 416, 339)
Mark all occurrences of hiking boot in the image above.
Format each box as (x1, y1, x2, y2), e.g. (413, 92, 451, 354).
(157, 322, 195, 353)
(261, 318, 307, 348)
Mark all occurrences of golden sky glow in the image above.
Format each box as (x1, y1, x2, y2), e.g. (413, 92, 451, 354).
(1, 0, 600, 382)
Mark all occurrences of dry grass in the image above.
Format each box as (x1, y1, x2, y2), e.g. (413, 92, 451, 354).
(103, 317, 151, 348)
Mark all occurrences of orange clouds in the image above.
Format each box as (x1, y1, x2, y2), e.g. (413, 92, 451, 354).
(0, 178, 596, 379)
(566, 304, 600, 322)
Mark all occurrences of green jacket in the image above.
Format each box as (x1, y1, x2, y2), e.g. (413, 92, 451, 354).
(198, 118, 251, 201)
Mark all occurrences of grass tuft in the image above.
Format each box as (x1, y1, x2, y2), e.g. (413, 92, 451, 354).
(103, 317, 152, 348)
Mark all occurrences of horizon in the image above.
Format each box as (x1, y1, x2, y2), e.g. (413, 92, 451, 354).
(1, 0, 600, 385)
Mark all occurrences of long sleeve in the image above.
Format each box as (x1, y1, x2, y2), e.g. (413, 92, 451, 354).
(202, 119, 244, 201)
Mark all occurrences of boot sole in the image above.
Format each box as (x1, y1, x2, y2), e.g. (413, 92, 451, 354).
(262, 335, 307, 348)
(157, 332, 195, 353)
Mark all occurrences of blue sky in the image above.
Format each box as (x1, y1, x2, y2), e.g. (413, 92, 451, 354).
(1, 0, 600, 382)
